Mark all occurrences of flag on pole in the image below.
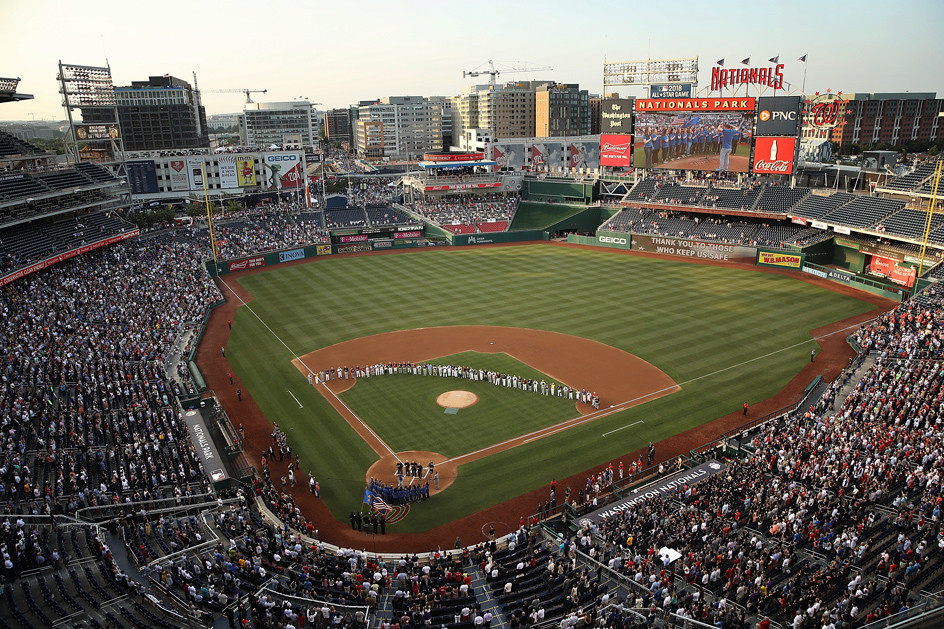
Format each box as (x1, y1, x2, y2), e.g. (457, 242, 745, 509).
(798, 54, 808, 62)
(372, 495, 393, 513)
(769, 55, 780, 63)
(740, 57, 751, 65)
(362, 488, 372, 505)
(716, 59, 725, 67)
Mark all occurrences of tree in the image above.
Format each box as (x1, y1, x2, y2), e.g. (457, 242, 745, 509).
(225, 200, 242, 214)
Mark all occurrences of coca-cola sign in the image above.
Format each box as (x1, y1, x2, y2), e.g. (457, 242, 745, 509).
(600, 133, 633, 167)
(752, 137, 796, 175)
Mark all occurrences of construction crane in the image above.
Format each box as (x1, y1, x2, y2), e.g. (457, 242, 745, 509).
(462, 60, 553, 87)
(201, 88, 268, 104)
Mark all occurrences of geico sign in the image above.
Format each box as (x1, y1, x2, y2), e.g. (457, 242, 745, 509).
(598, 236, 627, 244)
(759, 110, 797, 122)
(265, 155, 298, 162)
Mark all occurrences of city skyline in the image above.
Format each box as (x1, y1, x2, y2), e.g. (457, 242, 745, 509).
(3, 0, 943, 122)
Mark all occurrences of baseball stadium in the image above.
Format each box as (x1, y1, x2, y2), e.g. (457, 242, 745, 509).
(3, 71, 944, 629)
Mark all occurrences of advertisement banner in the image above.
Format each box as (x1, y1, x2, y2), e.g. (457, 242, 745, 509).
(834, 237, 860, 251)
(600, 134, 633, 167)
(600, 98, 634, 134)
(372, 240, 393, 249)
(337, 244, 371, 253)
(186, 157, 205, 190)
(579, 460, 728, 526)
(755, 96, 802, 137)
(262, 152, 304, 190)
(182, 410, 228, 484)
(126, 160, 159, 194)
(75, 123, 119, 140)
(635, 100, 754, 172)
(237, 156, 256, 187)
(752, 136, 797, 175)
(279, 249, 305, 263)
(593, 232, 633, 249)
(424, 182, 502, 192)
(217, 156, 239, 189)
(228, 256, 265, 272)
(828, 269, 853, 283)
(649, 83, 693, 99)
(833, 225, 851, 235)
(811, 220, 828, 230)
(168, 160, 189, 191)
(756, 250, 803, 269)
(394, 230, 423, 239)
(632, 234, 756, 260)
(316, 245, 332, 256)
(338, 234, 369, 243)
(869, 256, 916, 287)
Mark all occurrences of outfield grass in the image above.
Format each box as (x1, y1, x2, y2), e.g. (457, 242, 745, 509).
(225, 244, 876, 532)
(339, 352, 575, 456)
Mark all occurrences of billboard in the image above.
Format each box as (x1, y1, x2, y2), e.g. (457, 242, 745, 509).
(168, 160, 189, 191)
(75, 123, 120, 140)
(600, 98, 634, 134)
(237, 156, 256, 187)
(756, 250, 803, 269)
(603, 57, 699, 87)
(634, 98, 755, 172)
(600, 134, 633, 167)
(869, 256, 916, 288)
(755, 96, 802, 137)
(632, 234, 756, 260)
(217, 156, 239, 189)
(650, 83, 693, 99)
(126, 160, 159, 194)
(186, 157, 205, 190)
(262, 152, 304, 190)
(752, 137, 797, 175)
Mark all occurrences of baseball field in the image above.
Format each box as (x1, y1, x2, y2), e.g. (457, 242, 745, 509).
(219, 243, 878, 535)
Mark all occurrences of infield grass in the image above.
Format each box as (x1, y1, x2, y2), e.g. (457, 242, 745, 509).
(225, 243, 877, 532)
(339, 352, 574, 456)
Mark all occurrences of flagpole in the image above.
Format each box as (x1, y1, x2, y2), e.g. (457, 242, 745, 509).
(801, 54, 808, 94)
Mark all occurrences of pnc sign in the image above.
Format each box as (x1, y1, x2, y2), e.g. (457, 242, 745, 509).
(755, 96, 802, 137)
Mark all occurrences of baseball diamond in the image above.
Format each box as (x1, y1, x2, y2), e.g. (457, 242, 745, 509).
(206, 242, 892, 543)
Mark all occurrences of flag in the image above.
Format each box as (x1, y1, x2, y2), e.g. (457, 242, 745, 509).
(372, 496, 392, 513)
(716, 58, 725, 67)
(769, 55, 779, 63)
(740, 57, 751, 65)
(798, 54, 808, 63)
(362, 488, 372, 505)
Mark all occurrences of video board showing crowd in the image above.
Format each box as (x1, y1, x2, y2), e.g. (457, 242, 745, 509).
(634, 98, 755, 173)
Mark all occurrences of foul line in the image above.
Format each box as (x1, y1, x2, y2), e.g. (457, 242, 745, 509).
(602, 421, 643, 437)
(217, 277, 399, 460)
(286, 390, 303, 409)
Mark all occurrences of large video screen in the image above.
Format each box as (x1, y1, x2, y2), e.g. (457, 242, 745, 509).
(634, 98, 755, 173)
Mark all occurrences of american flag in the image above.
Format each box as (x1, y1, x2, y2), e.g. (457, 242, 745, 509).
(372, 496, 392, 512)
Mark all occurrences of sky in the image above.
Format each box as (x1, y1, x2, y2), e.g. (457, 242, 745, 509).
(3, 0, 943, 122)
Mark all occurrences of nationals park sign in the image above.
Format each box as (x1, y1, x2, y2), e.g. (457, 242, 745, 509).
(579, 460, 728, 527)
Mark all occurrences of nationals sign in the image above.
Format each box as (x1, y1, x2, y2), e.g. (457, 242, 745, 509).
(600, 134, 633, 167)
(752, 137, 797, 175)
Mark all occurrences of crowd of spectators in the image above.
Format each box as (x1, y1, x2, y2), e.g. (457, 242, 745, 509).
(409, 195, 518, 230)
(560, 282, 944, 628)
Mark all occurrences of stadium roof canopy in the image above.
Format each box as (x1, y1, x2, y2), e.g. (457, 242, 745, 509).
(0, 77, 33, 103)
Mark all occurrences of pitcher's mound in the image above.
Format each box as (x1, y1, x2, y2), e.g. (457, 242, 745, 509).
(436, 390, 478, 409)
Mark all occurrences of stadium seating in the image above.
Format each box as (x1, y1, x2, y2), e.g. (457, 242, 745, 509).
(885, 156, 943, 191)
(791, 191, 856, 219)
(754, 185, 811, 214)
(825, 195, 904, 228)
(0, 129, 44, 156)
(878, 208, 944, 241)
(324, 207, 368, 228)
